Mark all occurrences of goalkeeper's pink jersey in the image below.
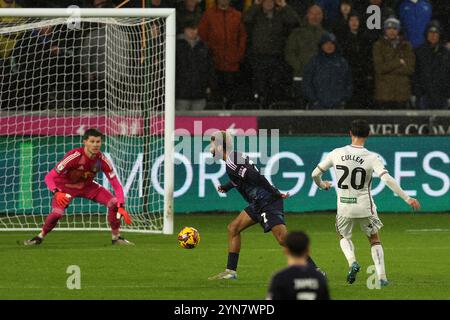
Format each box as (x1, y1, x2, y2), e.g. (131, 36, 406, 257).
(45, 147, 125, 206)
(47, 147, 116, 191)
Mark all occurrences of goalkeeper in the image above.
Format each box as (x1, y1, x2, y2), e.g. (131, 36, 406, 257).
(24, 128, 134, 246)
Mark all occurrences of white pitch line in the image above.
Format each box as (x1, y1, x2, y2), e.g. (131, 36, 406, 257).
(406, 229, 450, 233)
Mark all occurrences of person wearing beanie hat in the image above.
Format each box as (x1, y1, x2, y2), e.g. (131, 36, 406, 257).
(414, 20, 450, 109)
(425, 20, 441, 35)
(373, 15, 415, 109)
(361, 0, 397, 48)
(318, 32, 338, 46)
(429, 0, 450, 49)
(383, 17, 401, 31)
(303, 32, 353, 109)
(399, 0, 432, 48)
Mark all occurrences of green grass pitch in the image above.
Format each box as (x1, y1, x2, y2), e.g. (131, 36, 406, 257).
(1, 213, 450, 300)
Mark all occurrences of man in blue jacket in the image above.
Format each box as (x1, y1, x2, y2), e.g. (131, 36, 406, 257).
(399, 0, 432, 48)
(303, 32, 353, 109)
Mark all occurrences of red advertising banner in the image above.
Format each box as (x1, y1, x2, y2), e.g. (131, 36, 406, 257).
(0, 115, 257, 136)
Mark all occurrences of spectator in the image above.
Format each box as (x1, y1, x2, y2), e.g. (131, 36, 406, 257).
(362, 0, 396, 47)
(399, 0, 432, 48)
(204, 0, 217, 9)
(79, 0, 115, 109)
(230, 0, 253, 11)
(429, 0, 450, 46)
(340, 12, 374, 108)
(0, 0, 21, 109)
(356, 0, 396, 18)
(13, 26, 63, 109)
(414, 21, 450, 109)
(373, 17, 415, 109)
(303, 32, 352, 109)
(176, 0, 203, 35)
(176, 19, 214, 110)
(143, 0, 175, 8)
(198, 0, 247, 107)
(203, 0, 252, 11)
(0, 0, 21, 60)
(287, 0, 313, 18)
(331, 0, 354, 41)
(244, 0, 299, 106)
(315, 0, 340, 23)
(285, 4, 325, 107)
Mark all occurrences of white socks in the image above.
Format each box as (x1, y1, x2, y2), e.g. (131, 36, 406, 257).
(340, 238, 387, 281)
(112, 234, 120, 241)
(371, 244, 387, 281)
(38, 231, 45, 239)
(340, 238, 356, 267)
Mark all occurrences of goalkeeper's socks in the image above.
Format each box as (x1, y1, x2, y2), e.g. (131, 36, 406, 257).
(226, 252, 239, 271)
(42, 212, 63, 235)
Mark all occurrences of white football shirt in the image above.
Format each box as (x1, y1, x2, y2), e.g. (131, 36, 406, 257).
(317, 145, 388, 218)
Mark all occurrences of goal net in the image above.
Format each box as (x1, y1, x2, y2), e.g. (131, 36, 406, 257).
(0, 9, 175, 234)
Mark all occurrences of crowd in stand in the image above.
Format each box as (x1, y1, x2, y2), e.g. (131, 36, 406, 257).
(174, 0, 450, 110)
(0, 0, 449, 110)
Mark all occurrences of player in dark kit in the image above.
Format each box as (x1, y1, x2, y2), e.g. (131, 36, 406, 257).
(208, 131, 319, 280)
(267, 231, 330, 300)
(23, 128, 134, 246)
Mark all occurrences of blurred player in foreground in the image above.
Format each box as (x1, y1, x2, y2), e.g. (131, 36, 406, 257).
(267, 231, 330, 300)
(208, 130, 320, 280)
(24, 128, 133, 246)
(312, 120, 420, 286)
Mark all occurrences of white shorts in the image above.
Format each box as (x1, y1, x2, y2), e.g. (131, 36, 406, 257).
(335, 214, 384, 239)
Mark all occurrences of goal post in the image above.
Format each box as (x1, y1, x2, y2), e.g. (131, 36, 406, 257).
(0, 8, 175, 234)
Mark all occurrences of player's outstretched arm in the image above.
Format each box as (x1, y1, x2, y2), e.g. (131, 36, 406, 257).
(311, 167, 332, 190)
(380, 173, 421, 210)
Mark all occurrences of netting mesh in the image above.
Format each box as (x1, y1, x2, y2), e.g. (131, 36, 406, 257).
(0, 16, 167, 232)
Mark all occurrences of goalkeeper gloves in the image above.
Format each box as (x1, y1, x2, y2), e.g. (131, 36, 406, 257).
(116, 207, 132, 225)
(53, 191, 72, 208)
